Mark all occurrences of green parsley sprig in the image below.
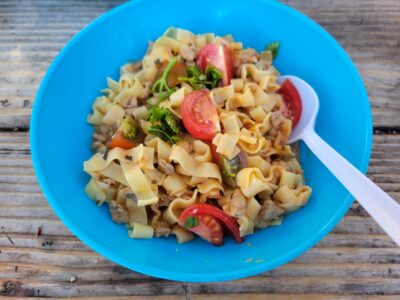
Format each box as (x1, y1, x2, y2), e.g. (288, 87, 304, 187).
(183, 216, 199, 229)
(179, 65, 222, 90)
(151, 56, 178, 104)
(147, 57, 182, 144)
(147, 105, 181, 144)
(266, 41, 280, 59)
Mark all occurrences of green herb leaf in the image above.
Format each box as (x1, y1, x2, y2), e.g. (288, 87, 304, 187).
(148, 106, 166, 123)
(184, 216, 199, 229)
(147, 106, 181, 144)
(165, 113, 180, 134)
(205, 67, 223, 89)
(151, 56, 178, 104)
(266, 41, 280, 59)
(148, 124, 180, 144)
(178, 65, 222, 90)
(187, 66, 202, 78)
(120, 119, 137, 140)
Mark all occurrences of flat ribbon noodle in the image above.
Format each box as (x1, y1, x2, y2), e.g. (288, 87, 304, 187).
(169, 145, 221, 182)
(236, 167, 276, 197)
(163, 190, 199, 225)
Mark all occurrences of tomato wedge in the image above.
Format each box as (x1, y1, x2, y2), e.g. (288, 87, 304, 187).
(179, 204, 243, 243)
(108, 119, 143, 150)
(108, 130, 138, 150)
(210, 143, 221, 165)
(278, 79, 302, 128)
(181, 90, 220, 141)
(184, 214, 224, 246)
(197, 44, 234, 86)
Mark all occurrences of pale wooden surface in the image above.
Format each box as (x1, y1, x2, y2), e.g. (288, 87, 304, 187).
(0, 0, 399, 298)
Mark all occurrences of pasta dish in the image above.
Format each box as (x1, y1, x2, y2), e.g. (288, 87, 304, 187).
(83, 28, 311, 245)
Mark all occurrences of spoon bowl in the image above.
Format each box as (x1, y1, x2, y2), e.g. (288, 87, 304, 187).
(278, 75, 319, 144)
(280, 75, 400, 246)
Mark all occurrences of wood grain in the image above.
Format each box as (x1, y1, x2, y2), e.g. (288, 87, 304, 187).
(0, 0, 399, 129)
(0, 132, 399, 297)
(0, 0, 399, 298)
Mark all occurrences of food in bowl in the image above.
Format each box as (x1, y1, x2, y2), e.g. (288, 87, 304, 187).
(83, 27, 312, 246)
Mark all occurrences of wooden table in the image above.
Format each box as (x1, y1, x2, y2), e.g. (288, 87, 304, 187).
(0, 0, 399, 298)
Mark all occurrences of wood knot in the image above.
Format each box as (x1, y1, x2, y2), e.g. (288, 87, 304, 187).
(42, 240, 54, 247)
(0, 280, 21, 296)
(0, 280, 35, 296)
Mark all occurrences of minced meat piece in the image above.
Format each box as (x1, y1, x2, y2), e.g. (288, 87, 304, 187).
(157, 159, 175, 175)
(109, 201, 129, 224)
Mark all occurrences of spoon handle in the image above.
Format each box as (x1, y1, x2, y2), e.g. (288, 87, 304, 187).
(302, 129, 400, 246)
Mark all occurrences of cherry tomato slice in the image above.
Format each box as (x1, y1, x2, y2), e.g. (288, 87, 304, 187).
(278, 79, 302, 128)
(108, 130, 138, 150)
(179, 204, 243, 243)
(181, 90, 220, 141)
(197, 43, 234, 86)
(210, 143, 221, 165)
(185, 214, 224, 246)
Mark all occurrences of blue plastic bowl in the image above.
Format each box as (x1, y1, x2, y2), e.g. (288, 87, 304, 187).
(31, 0, 372, 282)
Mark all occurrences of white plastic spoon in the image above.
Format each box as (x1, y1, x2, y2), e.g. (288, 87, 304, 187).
(278, 75, 400, 246)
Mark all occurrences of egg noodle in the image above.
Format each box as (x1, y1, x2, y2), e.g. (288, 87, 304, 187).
(83, 28, 311, 245)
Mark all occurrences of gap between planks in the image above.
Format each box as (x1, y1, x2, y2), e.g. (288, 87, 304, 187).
(11, 296, 400, 300)
(0, 261, 399, 281)
(1, 277, 400, 297)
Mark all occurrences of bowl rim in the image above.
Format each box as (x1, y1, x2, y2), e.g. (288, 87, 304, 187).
(30, 0, 373, 282)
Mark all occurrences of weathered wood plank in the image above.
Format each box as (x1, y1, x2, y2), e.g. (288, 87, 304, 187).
(0, 132, 398, 209)
(1, 244, 399, 269)
(13, 296, 400, 300)
(193, 296, 400, 300)
(0, 133, 398, 297)
(1, 276, 400, 297)
(0, 0, 399, 128)
(0, 214, 389, 237)
(0, 0, 399, 298)
(0, 232, 396, 253)
(0, 262, 399, 284)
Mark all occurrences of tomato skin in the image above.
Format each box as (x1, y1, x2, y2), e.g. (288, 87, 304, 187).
(210, 143, 221, 165)
(278, 79, 302, 128)
(179, 204, 243, 243)
(108, 131, 138, 150)
(197, 44, 234, 86)
(181, 90, 220, 141)
(186, 215, 224, 246)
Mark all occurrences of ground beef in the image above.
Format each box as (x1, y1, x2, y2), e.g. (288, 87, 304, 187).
(92, 124, 115, 151)
(239, 48, 259, 64)
(140, 81, 152, 100)
(233, 48, 259, 76)
(120, 96, 138, 109)
(259, 199, 284, 222)
(109, 201, 129, 224)
(224, 189, 246, 217)
(154, 220, 172, 237)
(159, 193, 174, 207)
(123, 61, 142, 74)
(157, 159, 175, 175)
(180, 43, 197, 62)
(131, 61, 142, 72)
